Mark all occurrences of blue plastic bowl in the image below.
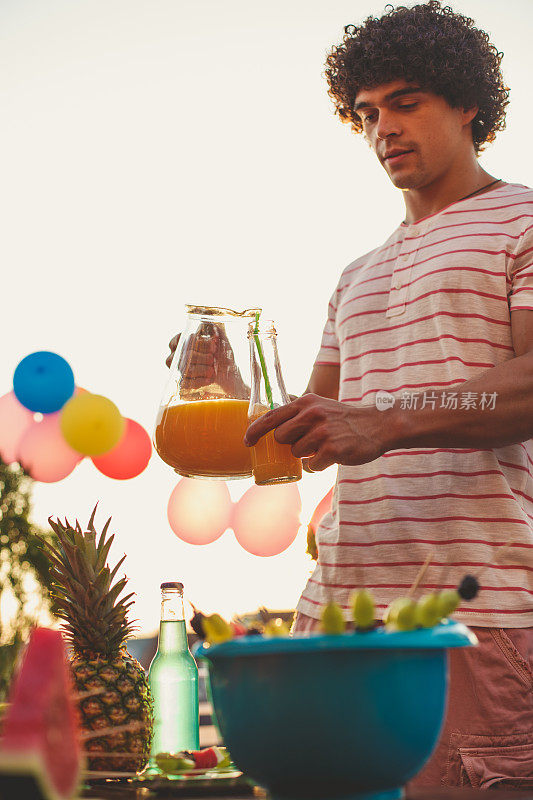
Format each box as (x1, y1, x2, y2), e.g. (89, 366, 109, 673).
(196, 622, 476, 800)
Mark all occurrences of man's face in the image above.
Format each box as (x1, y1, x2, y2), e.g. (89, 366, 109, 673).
(353, 80, 476, 190)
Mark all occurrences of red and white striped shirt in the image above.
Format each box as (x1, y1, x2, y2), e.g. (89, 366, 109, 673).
(297, 182, 533, 627)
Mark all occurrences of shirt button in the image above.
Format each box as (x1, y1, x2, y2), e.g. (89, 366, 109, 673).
(410, 226, 420, 236)
(392, 276, 403, 290)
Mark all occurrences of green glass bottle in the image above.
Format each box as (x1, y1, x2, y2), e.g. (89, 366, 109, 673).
(148, 582, 199, 759)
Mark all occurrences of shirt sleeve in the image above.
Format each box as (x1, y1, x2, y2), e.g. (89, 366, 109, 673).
(508, 225, 533, 312)
(314, 286, 341, 366)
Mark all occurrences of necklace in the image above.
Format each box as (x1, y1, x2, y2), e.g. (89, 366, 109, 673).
(455, 178, 501, 204)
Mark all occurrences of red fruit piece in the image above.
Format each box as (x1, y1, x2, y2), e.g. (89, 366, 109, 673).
(230, 622, 247, 637)
(191, 747, 220, 770)
(0, 627, 81, 800)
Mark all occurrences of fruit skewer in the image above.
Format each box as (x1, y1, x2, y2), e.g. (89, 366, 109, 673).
(381, 553, 435, 630)
(406, 551, 435, 597)
(435, 536, 519, 617)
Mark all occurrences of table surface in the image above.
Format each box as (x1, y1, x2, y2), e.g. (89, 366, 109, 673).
(81, 780, 533, 800)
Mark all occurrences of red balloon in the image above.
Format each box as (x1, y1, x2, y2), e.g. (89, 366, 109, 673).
(168, 478, 233, 545)
(92, 418, 152, 480)
(0, 392, 34, 464)
(309, 487, 334, 534)
(231, 483, 302, 557)
(17, 412, 83, 482)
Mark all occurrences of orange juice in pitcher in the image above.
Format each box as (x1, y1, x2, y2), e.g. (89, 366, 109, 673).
(155, 398, 251, 478)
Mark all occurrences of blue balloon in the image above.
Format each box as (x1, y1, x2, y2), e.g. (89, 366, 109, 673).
(13, 351, 75, 414)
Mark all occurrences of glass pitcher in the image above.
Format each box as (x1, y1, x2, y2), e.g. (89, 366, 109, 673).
(154, 305, 260, 479)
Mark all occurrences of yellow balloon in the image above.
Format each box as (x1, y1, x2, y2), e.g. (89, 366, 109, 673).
(60, 393, 125, 456)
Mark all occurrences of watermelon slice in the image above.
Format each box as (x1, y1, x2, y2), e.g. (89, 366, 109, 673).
(0, 627, 82, 800)
(190, 746, 229, 770)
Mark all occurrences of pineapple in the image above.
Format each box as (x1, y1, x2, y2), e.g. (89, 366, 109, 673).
(43, 506, 153, 773)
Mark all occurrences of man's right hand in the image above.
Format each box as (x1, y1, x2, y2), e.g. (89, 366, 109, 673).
(166, 334, 181, 368)
(166, 329, 220, 386)
(165, 325, 249, 398)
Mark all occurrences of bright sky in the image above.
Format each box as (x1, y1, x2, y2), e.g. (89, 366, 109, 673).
(1, 0, 532, 636)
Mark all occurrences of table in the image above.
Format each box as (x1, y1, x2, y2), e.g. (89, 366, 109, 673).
(82, 781, 533, 800)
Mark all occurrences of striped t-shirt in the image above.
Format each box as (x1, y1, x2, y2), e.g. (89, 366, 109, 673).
(297, 182, 533, 628)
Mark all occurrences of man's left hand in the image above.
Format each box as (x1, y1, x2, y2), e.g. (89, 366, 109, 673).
(244, 393, 389, 472)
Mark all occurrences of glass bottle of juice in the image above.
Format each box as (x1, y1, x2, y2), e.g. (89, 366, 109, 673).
(148, 582, 199, 761)
(247, 320, 302, 485)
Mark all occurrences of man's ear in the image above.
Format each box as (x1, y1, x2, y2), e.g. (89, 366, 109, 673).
(462, 105, 479, 127)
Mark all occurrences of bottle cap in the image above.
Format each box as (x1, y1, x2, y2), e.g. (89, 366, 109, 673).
(160, 581, 184, 591)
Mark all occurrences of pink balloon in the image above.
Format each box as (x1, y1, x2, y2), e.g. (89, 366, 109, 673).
(92, 418, 151, 480)
(17, 412, 83, 482)
(231, 483, 302, 557)
(0, 391, 35, 464)
(168, 478, 233, 545)
(309, 487, 334, 534)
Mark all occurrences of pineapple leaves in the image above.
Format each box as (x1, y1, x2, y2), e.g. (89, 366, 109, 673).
(103, 578, 129, 609)
(94, 566, 111, 594)
(107, 554, 126, 585)
(95, 534, 115, 575)
(87, 503, 99, 532)
(44, 508, 135, 656)
(97, 516, 112, 550)
(84, 531, 98, 572)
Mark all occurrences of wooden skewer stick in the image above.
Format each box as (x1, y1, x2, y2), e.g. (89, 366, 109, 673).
(81, 751, 142, 758)
(73, 688, 105, 700)
(438, 536, 519, 590)
(407, 551, 435, 598)
(472, 537, 518, 582)
(83, 770, 137, 778)
(81, 721, 143, 740)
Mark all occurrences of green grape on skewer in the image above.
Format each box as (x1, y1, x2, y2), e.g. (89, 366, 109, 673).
(350, 589, 375, 630)
(384, 597, 417, 631)
(321, 601, 346, 635)
(436, 589, 461, 618)
(436, 574, 480, 620)
(414, 594, 442, 628)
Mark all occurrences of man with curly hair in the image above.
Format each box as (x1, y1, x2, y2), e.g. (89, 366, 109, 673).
(244, 0, 533, 790)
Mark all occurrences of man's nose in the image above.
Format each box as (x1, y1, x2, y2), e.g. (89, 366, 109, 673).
(375, 110, 402, 140)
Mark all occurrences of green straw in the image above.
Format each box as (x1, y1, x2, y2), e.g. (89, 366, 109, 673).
(253, 312, 274, 410)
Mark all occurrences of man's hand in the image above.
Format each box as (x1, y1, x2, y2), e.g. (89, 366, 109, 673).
(244, 393, 389, 472)
(166, 325, 249, 399)
(166, 334, 181, 368)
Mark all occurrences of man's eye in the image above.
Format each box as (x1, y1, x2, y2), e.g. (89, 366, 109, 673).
(399, 102, 418, 110)
(363, 113, 376, 123)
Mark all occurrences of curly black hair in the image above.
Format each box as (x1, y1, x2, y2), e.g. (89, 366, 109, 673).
(325, 1, 509, 152)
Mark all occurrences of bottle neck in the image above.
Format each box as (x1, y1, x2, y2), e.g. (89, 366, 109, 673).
(158, 590, 188, 653)
(248, 326, 290, 411)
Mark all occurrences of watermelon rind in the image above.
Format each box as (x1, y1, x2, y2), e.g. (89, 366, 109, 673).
(0, 750, 79, 800)
(0, 628, 82, 799)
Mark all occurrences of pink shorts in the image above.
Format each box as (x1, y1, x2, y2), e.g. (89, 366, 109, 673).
(292, 613, 533, 790)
